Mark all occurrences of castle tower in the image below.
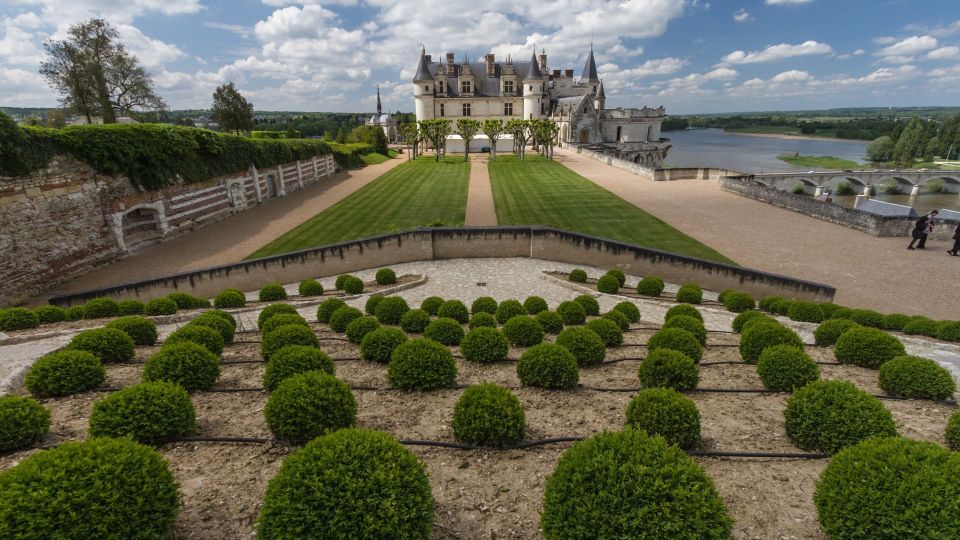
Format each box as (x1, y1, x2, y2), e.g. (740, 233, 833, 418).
(412, 48, 434, 121)
(523, 51, 543, 120)
(376, 84, 382, 116)
(594, 80, 605, 111)
(581, 45, 601, 94)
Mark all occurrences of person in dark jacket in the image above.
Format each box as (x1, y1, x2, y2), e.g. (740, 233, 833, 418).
(948, 222, 960, 256)
(907, 210, 938, 250)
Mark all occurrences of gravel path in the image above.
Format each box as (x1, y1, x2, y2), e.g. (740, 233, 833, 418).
(554, 147, 960, 319)
(464, 155, 497, 225)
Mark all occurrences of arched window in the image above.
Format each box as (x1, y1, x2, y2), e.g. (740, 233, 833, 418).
(616, 126, 622, 142)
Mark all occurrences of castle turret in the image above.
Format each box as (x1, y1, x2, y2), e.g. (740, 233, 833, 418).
(376, 84, 382, 116)
(594, 80, 605, 111)
(412, 48, 434, 121)
(580, 45, 601, 94)
(523, 51, 543, 120)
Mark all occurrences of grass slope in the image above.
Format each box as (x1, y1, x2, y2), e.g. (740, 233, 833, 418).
(489, 155, 734, 264)
(248, 156, 469, 258)
(360, 152, 391, 165)
(777, 154, 860, 169)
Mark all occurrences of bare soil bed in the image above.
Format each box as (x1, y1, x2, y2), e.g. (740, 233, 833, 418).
(2, 317, 956, 539)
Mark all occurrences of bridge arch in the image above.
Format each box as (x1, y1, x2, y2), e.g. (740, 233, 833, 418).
(917, 175, 960, 193)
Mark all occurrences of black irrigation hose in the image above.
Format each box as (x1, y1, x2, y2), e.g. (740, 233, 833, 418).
(399, 437, 585, 450)
(698, 360, 842, 366)
(176, 436, 269, 444)
(332, 356, 363, 361)
(205, 387, 264, 393)
(687, 450, 829, 459)
(319, 337, 351, 342)
(220, 359, 265, 365)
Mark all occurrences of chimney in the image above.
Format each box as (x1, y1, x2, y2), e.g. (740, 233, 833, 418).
(564, 69, 573, 77)
(446, 52, 455, 75)
(484, 53, 496, 76)
(538, 53, 547, 72)
(553, 69, 561, 77)
(424, 54, 431, 63)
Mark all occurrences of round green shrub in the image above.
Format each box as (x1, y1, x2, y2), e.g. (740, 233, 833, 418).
(556, 300, 586, 325)
(903, 316, 941, 337)
(452, 384, 525, 446)
(460, 327, 509, 363)
(420, 296, 444, 316)
(813, 318, 859, 346)
(662, 315, 706, 345)
(261, 313, 308, 335)
(664, 303, 703, 323)
(117, 300, 145, 315)
(676, 283, 703, 304)
(257, 428, 433, 538)
(648, 328, 704, 363)
(213, 288, 246, 309)
(365, 294, 384, 315)
(758, 295, 783, 312)
(568, 269, 588, 282)
(83, 297, 120, 319)
(144, 297, 178, 316)
(375, 296, 410, 325)
(848, 308, 885, 328)
(606, 268, 627, 286)
(143, 342, 220, 391)
(556, 327, 606, 366)
(601, 309, 630, 331)
(437, 300, 469, 323)
(89, 381, 196, 444)
(770, 299, 794, 316)
(596, 273, 621, 294)
(469, 312, 498, 329)
(259, 303, 299, 329)
(471, 296, 498, 314)
(329, 306, 363, 333)
(834, 327, 905, 368)
(523, 296, 549, 315)
(717, 290, 735, 304)
(574, 294, 600, 316)
(502, 315, 545, 347)
(107, 315, 158, 345)
(495, 299, 526, 324)
(259, 283, 288, 302)
(756, 345, 819, 392)
(264, 345, 334, 390)
(346, 316, 380, 344)
(0, 437, 180, 538)
(817, 302, 843, 319)
(360, 327, 408, 363)
(423, 317, 465, 346)
(638, 348, 699, 391)
(883, 313, 911, 331)
(0, 307, 39, 331)
(732, 310, 768, 333)
(936, 321, 960, 342)
(341, 276, 365, 295)
(298, 279, 324, 296)
(167, 292, 209, 310)
(165, 324, 224, 356)
(739, 322, 803, 364)
(585, 318, 623, 347)
(265, 371, 356, 444)
(0, 396, 49, 451)
(64, 305, 86, 321)
(613, 301, 641, 323)
(334, 274, 353, 290)
(636, 276, 665, 297)
(387, 338, 457, 390)
(722, 291, 755, 313)
(375, 268, 397, 285)
(947, 412, 960, 451)
(261, 324, 319, 360)
(828, 306, 853, 320)
(33, 305, 66, 325)
(814, 437, 960, 539)
(25, 350, 104, 398)
(516, 344, 579, 389)
(784, 380, 897, 454)
(626, 388, 701, 448)
(188, 313, 235, 344)
(66, 328, 135, 363)
(205, 309, 237, 329)
(541, 429, 732, 539)
(878, 355, 956, 401)
(787, 301, 824, 323)
(316, 298, 347, 324)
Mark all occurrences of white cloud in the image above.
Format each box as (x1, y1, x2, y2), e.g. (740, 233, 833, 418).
(0, 13, 48, 66)
(721, 40, 832, 64)
(116, 24, 185, 68)
(877, 35, 938, 57)
(733, 8, 752, 23)
(927, 46, 960, 60)
(8, 0, 203, 25)
(771, 70, 811, 82)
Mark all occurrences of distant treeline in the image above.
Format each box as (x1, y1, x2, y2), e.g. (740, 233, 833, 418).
(866, 114, 960, 165)
(661, 115, 897, 140)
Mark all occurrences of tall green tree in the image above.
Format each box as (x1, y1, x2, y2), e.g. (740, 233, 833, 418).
(419, 119, 451, 161)
(482, 119, 503, 160)
(455, 119, 481, 161)
(506, 119, 532, 159)
(210, 82, 254, 135)
(866, 136, 894, 163)
(892, 117, 925, 166)
(399, 122, 420, 160)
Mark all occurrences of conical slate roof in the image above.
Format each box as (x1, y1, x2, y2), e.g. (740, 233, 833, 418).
(596, 80, 605, 98)
(412, 48, 432, 82)
(524, 51, 542, 80)
(581, 46, 599, 83)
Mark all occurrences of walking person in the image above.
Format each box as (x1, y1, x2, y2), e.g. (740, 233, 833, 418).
(948, 221, 960, 256)
(907, 210, 938, 250)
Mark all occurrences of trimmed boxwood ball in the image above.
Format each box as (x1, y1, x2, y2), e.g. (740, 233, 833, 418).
(64, 305, 86, 321)
(834, 326, 905, 368)
(648, 328, 704, 363)
(365, 294, 385, 315)
(717, 289, 735, 304)
(0, 437, 180, 538)
(665, 303, 703, 323)
(118, 299, 145, 315)
(770, 299, 793, 316)
(261, 313, 308, 335)
(66, 328, 135, 363)
(878, 355, 956, 401)
(261, 324, 319, 360)
(469, 312, 498, 329)
(83, 297, 120, 319)
(375, 268, 397, 285)
(662, 315, 706, 346)
(817, 302, 843, 319)
(574, 294, 600, 316)
(948, 411, 960, 451)
(264, 345, 334, 390)
(0, 396, 49, 451)
(596, 273, 621, 294)
(541, 429, 732, 539)
(722, 291, 755, 313)
(259, 283, 288, 302)
(144, 296, 178, 316)
(787, 301, 824, 323)
(25, 350, 104, 398)
(165, 324, 224, 356)
(585, 318, 623, 347)
(846, 308, 885, 328)
(259, 303, 299, 329)
(423, 317, 465, 346)
(360, 327, 408, 363)
(638, 348, 699, 391)
(437, 299, 469, 324)
(143, 342, 220, 391)
(471, 296, 498, 315)
(329, 306, 363, 333)
(784, 379, 896, 454)
(606, 268, 627, 286)
(334, 274, 352, 290)
(0, 308, 39, 332)
(89, 381, 196, 444)
(676, 283, 703, 304)
(626, 388, 701, 448)
(205, 309, 237, 329)
(213, 288, 246, 309)
(452, 384, 525, 446)
(732, 310, 768, 333)
(375, 296, 410, 325)
(341, 276, 365, 295)
(883, 313, 911, 331)
(388, 338, 457, 390)
(503, 315, 545, 347)
(265, 371, 356, 444)
(316, 298, 347, 324)
(298, 278, 323, 296)
(903, 316, 941, 337)
(346, 316, 380, 344)
(107, 315, 158, 345)
(188, 313, 235, 344)
(758, 295, 783, 312)
(756, 345, 820, 392)
(33, 304, 66, 325)
(516, 344, 579, 389)
(420, 296, 444, 316)
(813, 318, 859, 346)
(556, 327, 606, 366)
(814, 437, 960, 539)
(523, 296, 549, 315)
(937, 321, 960, 342)
(460, 327, 509, 363)
(829, 307, 854, 320)
(556, 300, 586, 325)
(495, 299, 526, 324)
(613, 301, 641, 323)
(568, 268, 588, 282)
(636, 276, 665, 297)
(167, 292, 209, 310)
(257, 428, 434, 538)
(739, 322, 802, 364)
(601, 309, 630, 331)
(535, 311, 564, 334)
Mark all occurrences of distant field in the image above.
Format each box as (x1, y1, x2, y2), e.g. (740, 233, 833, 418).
(488, 156, 735, 264)
(248, 156, 469, 258)
(777, 154, 860, 169)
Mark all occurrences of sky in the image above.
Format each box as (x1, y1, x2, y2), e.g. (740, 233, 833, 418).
(1, 0, 959, 115)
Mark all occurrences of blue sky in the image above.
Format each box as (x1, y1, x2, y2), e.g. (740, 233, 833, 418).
(1, 0, 959, 114)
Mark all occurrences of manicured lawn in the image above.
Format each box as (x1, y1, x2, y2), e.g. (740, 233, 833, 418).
(489, 155, 735, 264)
(248, 156, 469, 258)
(777, 154, 861, 169)
(360, 152, 391, 165)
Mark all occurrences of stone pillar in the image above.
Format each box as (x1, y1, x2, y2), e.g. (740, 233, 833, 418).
(862, 184, 872, 198)
(295, 160, 304, 189)
(910, 184, 921, 197)
(814, 185, 824, 197)
(110, 213, 127, 253)
(312, 156, 319, 179)
(327, 155, 334, 176)
(277, 165, 286, 196)
(250, 164, 263, 202)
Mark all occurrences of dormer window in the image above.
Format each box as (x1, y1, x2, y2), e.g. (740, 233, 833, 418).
(438, 81, 445, 93)
(503, 80, 514, 94)
(460, 80, 472, 94)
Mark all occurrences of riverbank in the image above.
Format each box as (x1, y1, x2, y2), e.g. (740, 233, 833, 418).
(726, 130, 872, 144)
(776, 154, 861, 169)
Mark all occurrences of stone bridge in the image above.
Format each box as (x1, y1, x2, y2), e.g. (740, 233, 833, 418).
(733, 169, 960, 197)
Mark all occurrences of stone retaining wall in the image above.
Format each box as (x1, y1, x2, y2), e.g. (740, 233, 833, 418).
(566, 144, 741, 181)
(49, 226, 836, 307)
